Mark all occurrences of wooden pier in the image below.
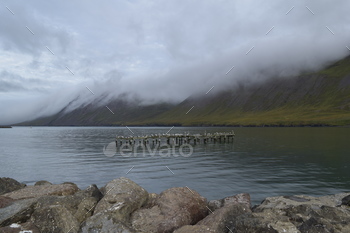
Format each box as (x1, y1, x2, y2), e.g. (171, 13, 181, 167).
(116, 131, 235, 146)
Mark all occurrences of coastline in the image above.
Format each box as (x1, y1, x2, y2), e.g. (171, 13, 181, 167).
(1, 177, 349, 233)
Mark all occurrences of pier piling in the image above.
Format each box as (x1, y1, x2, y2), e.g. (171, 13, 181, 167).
(115, 131, 235, 146)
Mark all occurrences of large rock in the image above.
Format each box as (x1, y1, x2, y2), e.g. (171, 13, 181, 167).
(207, 193, 251, 212)
(197, 204, 251, 232)
(254, 193, 349, 210)
(174, 193, 251, 233)
(0, 178, 26, 195)
(0, 196, 14, 208)
(243, 193, 350, 233)
(341, 194, 350, 206)
(175, 194, 252, 233)
(33, 184, 103, 224)
(79, 178, 148, 232)
(3, 183, 79, 200)
(174, 204, 251, 233)
(73, 184, 104, 223)
(0, 184, 102, 232)
(231, 213, 279, 233)
(74, 196, 100, 224)
(94, 177, 148, 222)
(31, 205, 80, 233)
(34, 180, 53, 186)
(79, 212, 135, 233)
(131, 187, 208, 233)
(131, 206, 164, 232)
(0, 198, 37, 227)
(286, 204, 350, 233)
(0, 222, 40, 233)
(176, 193, 350, 233)
(143, 193, 159, 208)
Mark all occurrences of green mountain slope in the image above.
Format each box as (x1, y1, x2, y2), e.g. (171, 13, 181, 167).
(21, 99, 174, 126)
(20, 56, 350, 126)
(140, 56, 350, 126)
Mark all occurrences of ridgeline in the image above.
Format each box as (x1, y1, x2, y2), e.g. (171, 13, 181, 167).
(20, 56, 350, 127)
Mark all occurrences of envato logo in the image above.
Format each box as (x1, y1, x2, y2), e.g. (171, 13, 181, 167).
(103, 141, 193, 158)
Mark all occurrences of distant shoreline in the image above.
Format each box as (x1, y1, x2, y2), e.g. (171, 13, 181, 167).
(0, 126, 12, 128)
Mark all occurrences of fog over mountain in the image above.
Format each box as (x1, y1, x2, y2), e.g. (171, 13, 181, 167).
(1, 0, 350, 125)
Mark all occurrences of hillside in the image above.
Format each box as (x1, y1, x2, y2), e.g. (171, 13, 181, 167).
(21, 99, 174, 126)
(149, 56, 350, 126)
(20, 56, 350, 126)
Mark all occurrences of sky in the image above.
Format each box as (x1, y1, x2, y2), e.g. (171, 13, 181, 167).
(1, 0, 350, 125)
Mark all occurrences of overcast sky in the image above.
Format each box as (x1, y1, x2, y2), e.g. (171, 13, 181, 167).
(1, 0, 350, 124)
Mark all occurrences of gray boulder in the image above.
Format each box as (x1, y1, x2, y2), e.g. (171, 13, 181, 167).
(231, 213, 279, 233)
(175, 192, 348, 233)
(197, 204, 251, 232)
(0, 222, 40, 233)
(0, 196, 14, 208)
(66, 184, 103, 223)
(79, 178, 148, 232)
(94, 177, 148, 222)
(0, 178, 26, 195)
(244, 193, 350, 233)
(3, 183, 79, 200)
(79, 212, 135, 233)
(341, 194, 350, 206)
(0, 198, 37, 227)
(31, 205, 80, 233)
(176, 193, 252, 233)
(207, 193, 251, 212)
(34, 184, 103, 224)
(254, 193, 347, 210)
(143, 193, 159, 208)
(34, 180, 53, 186)
(131, 187, 208, 233)
(0, 184, 102, 232)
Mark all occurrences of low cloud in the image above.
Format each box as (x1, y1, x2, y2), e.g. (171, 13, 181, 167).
(1, 0, 350, 125)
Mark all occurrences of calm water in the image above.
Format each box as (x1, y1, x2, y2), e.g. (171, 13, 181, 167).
(0, 126, 349, 204)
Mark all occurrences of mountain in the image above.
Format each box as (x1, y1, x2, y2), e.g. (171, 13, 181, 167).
(20, 99, 175, 126)
(20, 56, 350, 126)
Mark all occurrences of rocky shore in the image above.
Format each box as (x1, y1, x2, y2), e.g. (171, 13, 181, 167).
(0, 177, 349, 233)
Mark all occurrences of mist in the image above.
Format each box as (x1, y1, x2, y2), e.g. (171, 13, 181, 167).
(1, 0, 350, 125)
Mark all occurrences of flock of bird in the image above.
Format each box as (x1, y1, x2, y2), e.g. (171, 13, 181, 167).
(115, 131, 235, 145)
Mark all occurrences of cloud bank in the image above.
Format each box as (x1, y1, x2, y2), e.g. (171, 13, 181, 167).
(1, 0, 350, 124)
